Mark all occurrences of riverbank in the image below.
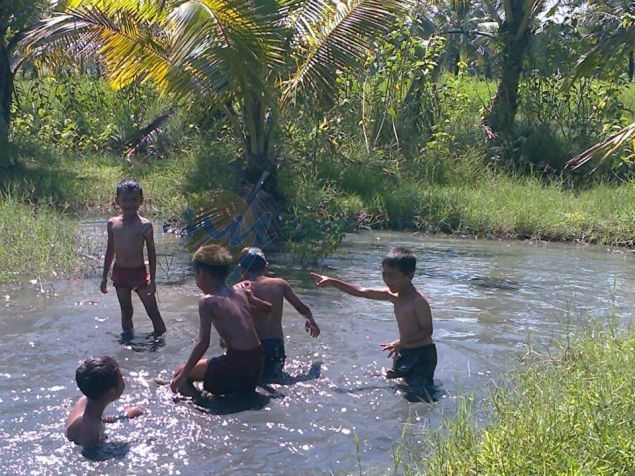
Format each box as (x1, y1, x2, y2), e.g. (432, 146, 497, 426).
(412, 323, 635, 474)
(2, 150, 635, 284)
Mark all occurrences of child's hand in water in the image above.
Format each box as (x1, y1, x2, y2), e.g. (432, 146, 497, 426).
(305, 319, 320, 338)
(124, 406, 144, 419)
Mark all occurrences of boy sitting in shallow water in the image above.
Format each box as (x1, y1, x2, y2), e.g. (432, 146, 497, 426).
(171, 244, 268, 398)
(237, 247, 320, 383)
(66, 356, 143, 448)
(311, 247, 437, 397)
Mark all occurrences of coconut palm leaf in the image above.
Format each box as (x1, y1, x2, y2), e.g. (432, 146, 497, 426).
(563, 3, 635, 168)
(283, 0, 413, 107)
(566, 122, 635, 170)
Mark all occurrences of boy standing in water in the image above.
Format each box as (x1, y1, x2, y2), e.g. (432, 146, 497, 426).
(238, 248, 320, 382)
(101, 179, 166, 337)
(311, 247, 436, 396)
(171, 244, 265, 398)
(66, 356, 143, 448)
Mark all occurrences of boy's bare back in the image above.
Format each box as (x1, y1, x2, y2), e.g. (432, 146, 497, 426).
(200, 287, 261, 350)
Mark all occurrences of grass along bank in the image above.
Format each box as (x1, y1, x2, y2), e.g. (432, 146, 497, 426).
(409, 322, 635, 474)
(3, 146, 635, 284)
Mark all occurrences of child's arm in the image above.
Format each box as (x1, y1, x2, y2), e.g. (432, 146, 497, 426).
(283, 282, 320, 337)
(144, 223, 157, 295)
(170, 298, 213, 393)
(102, 406, 144, 423)
(100, 220, 115, 293)
(236, 281, 273, 312)
(310, 272, 393, 301)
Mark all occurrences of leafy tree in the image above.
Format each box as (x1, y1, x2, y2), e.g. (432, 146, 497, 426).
(0, 0, 47, 168)
(23, 0, 412, 189)
(565, 0, 635, 169)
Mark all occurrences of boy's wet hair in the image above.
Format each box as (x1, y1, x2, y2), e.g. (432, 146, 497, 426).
(238, 247, 267, 274)
(382, 247, 416, 275)
(192, 244, 233, 280)
(75, 356, 120, 400)
(116, 179, 143, 198)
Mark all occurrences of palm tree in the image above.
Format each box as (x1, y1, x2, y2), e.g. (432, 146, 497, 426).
(481, 0, 548, 140)
(1, 0, 46, 168)
(565, 0, 635, 169)
(23, 0, 413, 187)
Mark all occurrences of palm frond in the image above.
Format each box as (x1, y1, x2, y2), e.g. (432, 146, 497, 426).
(283, 0, 413, 107)
(565, 122, 635, 170)
(566, 15, 635, 87)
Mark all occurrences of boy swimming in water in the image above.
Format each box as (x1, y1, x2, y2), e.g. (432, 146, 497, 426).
(311, 247, 437, 397)
(66, 356, 143, 448)
(171, 244, 266, 398)
(237, 247, 320, 382)
(101, 179, 166, 338)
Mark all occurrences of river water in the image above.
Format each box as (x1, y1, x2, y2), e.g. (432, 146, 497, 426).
(1, 227, 634, 475)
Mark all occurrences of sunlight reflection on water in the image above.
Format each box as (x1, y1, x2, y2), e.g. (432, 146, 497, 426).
(1, 231, 634, 474)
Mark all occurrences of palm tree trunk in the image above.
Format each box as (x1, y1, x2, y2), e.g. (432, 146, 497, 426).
(484, 0, 533, 141)
(0, 35, 12, 168)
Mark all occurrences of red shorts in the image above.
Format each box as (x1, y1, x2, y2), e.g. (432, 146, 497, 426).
(204, 345, 264, 395)
(112, 263, 150, 290)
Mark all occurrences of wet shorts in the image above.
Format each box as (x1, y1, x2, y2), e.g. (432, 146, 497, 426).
(388, 343, 437, 388)
(203, 345, 264, 395)
(261, 338, 287, 380)
(112, 263, 150, 290)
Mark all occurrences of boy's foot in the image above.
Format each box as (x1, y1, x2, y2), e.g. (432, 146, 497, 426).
(386, 369, 406, 379)
(119, 329, 134, 343)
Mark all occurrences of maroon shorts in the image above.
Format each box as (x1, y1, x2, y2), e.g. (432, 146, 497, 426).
(112, 263, 150, 290)
(203, 345, 264, 395)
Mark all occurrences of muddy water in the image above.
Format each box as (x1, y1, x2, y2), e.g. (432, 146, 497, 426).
(1, 227, 634, 475)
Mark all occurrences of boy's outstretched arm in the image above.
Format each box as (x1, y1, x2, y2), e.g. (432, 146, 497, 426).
(310, 272, 392, 301)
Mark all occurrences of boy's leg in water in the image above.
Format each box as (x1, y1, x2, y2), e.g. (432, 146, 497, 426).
(174, 360, 207, 398)
(116, 287, 135, 333)
(136, 288, 167, 335)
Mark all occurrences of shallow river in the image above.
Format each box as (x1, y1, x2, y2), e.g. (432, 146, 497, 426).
(1, 227, 634, 475)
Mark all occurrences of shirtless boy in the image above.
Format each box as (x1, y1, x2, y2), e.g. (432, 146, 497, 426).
(101, 179, 166, 337)
(238, 247, 320, 382)
(66, 356, 143, 448)
(311, 247, 436, 393)
(170, 244, 265, 398)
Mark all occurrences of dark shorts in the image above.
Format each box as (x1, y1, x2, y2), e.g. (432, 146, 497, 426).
(389, 343, 437, 388)
(112, 263, 150, 290)
(261, 338, 286, 380)
(203, 345, 264, 395)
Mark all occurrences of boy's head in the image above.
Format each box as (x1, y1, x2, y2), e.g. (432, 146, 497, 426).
(382, 247, 416, 292)
(382, 247, 416, 275)
(116, 179, 143, 199)
(192, 244, 233, 281)
(238, 247, 268, 275)
(75, 356, 124, 401)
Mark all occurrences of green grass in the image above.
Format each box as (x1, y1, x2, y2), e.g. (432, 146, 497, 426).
(413, 323, 635, 475)
(0, 192, 81, 284)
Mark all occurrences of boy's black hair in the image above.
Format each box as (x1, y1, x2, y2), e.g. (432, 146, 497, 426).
(382, 247, 416, 275)
(116, 179, 143, 198)
(239, 247, 267, 274)
(192, 244, 233, 280)
(75, 356, 120, 400)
